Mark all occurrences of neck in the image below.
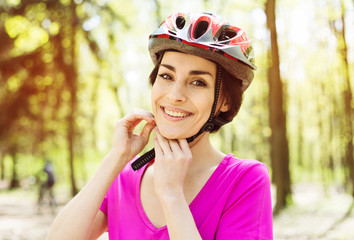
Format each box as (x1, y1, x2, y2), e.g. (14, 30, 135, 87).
(187, 132, 225, 176)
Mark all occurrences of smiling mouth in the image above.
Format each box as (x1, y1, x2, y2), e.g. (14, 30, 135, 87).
(162, 107, 192, 118)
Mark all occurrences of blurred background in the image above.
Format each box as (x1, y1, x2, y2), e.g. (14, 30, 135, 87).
(0, 0, 353, 239)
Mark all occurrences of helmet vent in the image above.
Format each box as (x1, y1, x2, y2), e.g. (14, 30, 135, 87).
(194, 20, 209, 39)
(168, 30, 177, 35)
(176, 16, 186, 29)
(218, 29, 237, 42)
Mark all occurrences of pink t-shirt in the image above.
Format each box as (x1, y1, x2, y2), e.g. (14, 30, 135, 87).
(100, 153, 273, 239)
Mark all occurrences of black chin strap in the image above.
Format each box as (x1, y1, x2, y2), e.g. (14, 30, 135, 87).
(131, 65, 227, 171)
(186, 64, 223, 142)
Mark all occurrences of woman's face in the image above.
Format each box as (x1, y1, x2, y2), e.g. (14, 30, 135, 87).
(151, 51, 217, 139)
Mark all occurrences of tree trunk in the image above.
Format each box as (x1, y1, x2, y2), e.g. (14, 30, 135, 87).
(66, 4, 79, 196)
(339, 0, 354, 196)
(265, 0, 292, 214)
(9, 146, 20, 189)
(53, 4, 79, 196)
(67, 102, 78, 196)
(296, 96, 304, 167)
(0, 152, 5, 180)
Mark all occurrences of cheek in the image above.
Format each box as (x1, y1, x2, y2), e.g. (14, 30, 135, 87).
(193, 94, 214, 118)
(204, 100, 214, 117)
(151, 86, 160, 114)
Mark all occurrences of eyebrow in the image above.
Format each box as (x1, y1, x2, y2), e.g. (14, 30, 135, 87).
(160, 64, 214, 77)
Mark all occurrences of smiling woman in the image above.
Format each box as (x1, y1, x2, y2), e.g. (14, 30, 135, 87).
(48, 12, 273, 240)
(151, 52, 217, 139)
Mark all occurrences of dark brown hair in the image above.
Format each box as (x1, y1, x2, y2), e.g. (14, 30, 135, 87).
(149, 58, 244, 133)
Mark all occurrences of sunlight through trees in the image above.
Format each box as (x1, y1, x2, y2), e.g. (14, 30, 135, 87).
(0, 0, 353, 216)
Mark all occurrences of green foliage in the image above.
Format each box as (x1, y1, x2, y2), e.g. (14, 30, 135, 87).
(0, 0, 353, 205)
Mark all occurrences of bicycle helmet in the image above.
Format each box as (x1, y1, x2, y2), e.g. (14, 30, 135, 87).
(149, 12, 256, 91)
(132, 12, 256, 171)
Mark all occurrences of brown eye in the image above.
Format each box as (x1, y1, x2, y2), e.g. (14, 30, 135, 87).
(192, 80, 207, 87)
(158, 73, 172, 80)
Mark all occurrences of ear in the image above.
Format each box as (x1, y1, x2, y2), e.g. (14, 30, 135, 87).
(219, 100, 230, 112)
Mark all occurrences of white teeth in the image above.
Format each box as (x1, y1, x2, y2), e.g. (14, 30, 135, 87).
(164, 108, 189, 117)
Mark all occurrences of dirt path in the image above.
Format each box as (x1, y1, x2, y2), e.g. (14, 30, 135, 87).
(273, 183, 354, 240)
(0, 189, 56, 240)
(0, 188, 108, 240)
(0, 182, 353, 240)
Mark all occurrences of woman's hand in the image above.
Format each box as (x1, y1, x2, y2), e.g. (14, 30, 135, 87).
(153, 127, 192, 199)
(152, 129, 203, 240)
(110, 109, 156, 163)
(48, 109, 155, 240)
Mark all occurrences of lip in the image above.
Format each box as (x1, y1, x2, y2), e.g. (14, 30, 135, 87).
(160, 106, 193, 121)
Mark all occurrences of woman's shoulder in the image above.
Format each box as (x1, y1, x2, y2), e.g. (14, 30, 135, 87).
(111, 156, 147, 183)
(224, 153, 269, 168)
(220, 154, 272, 205)
(222, 153, 270, 181)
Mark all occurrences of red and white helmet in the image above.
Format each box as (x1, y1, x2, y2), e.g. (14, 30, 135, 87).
(148, 12, 256, 91)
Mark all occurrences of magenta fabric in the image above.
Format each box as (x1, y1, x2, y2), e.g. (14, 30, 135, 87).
(100, 153, 273, 239)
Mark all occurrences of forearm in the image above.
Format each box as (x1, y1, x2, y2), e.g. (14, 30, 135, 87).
(48, 151, 128, 240)
(160, 194, 202, 240)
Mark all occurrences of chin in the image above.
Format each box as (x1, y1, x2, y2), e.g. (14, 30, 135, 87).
(158, 128, 183, 140)
(158, 125, 199, 140)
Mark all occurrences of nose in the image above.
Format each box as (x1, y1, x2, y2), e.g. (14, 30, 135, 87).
(166, 81, 187, 103)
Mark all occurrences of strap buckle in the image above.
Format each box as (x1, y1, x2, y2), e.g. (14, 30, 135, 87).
(202, 122, 214, 132)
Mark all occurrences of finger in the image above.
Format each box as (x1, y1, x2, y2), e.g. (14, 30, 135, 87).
(178, 139, 192, 154)
(154, 128, 172, 153)
(128, 118, 154, 133)
(127, 119, 143, 132)
(154, 136, 164, 157)
(121, 110, 155, 132)
(169, 139, 182, 153)
(140, 122, 156, 142)
(134, 109, 155, 123)
(123, 109, 155, 124)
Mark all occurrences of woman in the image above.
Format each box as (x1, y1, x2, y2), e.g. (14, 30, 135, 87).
(48, 12, 273, 240)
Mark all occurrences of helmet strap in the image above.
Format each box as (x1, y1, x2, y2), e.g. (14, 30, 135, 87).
(186, 64, 223, 142)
